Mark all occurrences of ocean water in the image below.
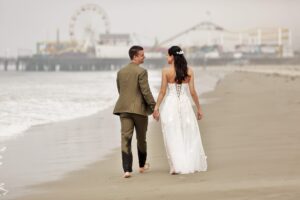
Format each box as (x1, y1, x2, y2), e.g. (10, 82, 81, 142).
(0, 67, 230, 199)
(0, 71, 119, 141)
(1, 65, 299, 199)
(0, 68, 228, 142)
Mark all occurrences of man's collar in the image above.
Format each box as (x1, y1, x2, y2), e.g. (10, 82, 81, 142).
(129, 62, 139, 66)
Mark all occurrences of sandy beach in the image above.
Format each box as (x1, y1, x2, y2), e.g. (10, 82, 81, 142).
(7, 70, 300, 200)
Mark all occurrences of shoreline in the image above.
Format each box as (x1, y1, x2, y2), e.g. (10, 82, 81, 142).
(7, 70, 300, 199)
(0, 107, 121, 199)
(0, 66, 227, 199)
(1, 65, 299, 142)
(1, 68, 300, 199)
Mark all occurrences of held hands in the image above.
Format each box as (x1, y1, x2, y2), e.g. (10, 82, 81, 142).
(152, 109, 160, 121)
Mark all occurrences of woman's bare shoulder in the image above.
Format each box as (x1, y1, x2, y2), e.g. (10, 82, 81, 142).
(162, 66, 169, 71)
(187, 66, 194, 75)
(162, 66, 173, 74)
(160, 67, 168, 76)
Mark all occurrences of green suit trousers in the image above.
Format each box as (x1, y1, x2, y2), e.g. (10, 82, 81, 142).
(120, 113, 148, 172)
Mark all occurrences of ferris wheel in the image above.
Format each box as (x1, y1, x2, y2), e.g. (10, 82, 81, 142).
(69, 4, 110, 50)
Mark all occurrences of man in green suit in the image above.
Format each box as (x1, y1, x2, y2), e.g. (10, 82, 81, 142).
(113, 46, 156, 178)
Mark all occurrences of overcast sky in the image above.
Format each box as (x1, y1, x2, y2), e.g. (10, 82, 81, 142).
(0, 0, 299, 56)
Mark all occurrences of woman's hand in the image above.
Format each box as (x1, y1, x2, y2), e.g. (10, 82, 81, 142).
(197, 109, 203, 120)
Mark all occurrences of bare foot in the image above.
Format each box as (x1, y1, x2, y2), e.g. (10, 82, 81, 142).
(170, 171, 178, 175)
(139, 163, 150, 173)
(123, 172, 132, 178)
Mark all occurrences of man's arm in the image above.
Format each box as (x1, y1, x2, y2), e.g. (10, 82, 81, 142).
(138, 70, 156, 110)
(116, 72, 120, 94)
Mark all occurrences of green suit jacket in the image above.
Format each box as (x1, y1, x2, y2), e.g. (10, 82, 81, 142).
(113, 62, 156, 116)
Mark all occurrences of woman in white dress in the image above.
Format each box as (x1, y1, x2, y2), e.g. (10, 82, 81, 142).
(153, 46, 207, 174)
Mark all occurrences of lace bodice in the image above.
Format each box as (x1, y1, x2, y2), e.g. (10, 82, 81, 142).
(167, 83, 189, 98)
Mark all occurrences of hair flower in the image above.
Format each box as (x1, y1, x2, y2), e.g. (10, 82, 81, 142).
(176, 50, 184, 55)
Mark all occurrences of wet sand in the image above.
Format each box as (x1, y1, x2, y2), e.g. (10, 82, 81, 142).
(9, 71, 300, 200)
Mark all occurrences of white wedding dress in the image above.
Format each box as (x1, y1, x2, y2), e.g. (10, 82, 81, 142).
(160, 83, 207, 174)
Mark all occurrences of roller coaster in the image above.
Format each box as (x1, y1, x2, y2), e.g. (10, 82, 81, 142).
(34, 4, 293, 59)
(157, 20, 293, 58)
(0, 4, 297, 71)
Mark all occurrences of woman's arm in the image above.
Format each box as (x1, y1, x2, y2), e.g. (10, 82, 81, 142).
(188, 67, 203, 120)
(153, 68, 168, 119)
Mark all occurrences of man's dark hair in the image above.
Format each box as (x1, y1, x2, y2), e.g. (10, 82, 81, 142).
(129, 45, 143, 60)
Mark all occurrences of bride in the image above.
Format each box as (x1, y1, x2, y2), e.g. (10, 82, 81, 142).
(153, 46, 207, 174)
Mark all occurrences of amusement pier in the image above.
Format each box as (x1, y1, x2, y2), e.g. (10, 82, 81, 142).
(1, 4, 299, 71)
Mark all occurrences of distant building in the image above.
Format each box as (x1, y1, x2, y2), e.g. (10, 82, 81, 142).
(99, 34, 131, 46)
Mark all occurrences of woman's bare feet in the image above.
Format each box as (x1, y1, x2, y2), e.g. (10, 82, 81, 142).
(170, 170, 178, 175)
(123, 172, 132, 178)
(139, 163, 150, 173)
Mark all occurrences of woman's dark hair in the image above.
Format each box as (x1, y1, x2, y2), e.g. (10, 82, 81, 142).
(129, 45, 143, 60)
(168, 46, 189, 84)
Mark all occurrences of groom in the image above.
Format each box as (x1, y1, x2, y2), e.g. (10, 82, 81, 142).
(113, 45, 156, 178)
